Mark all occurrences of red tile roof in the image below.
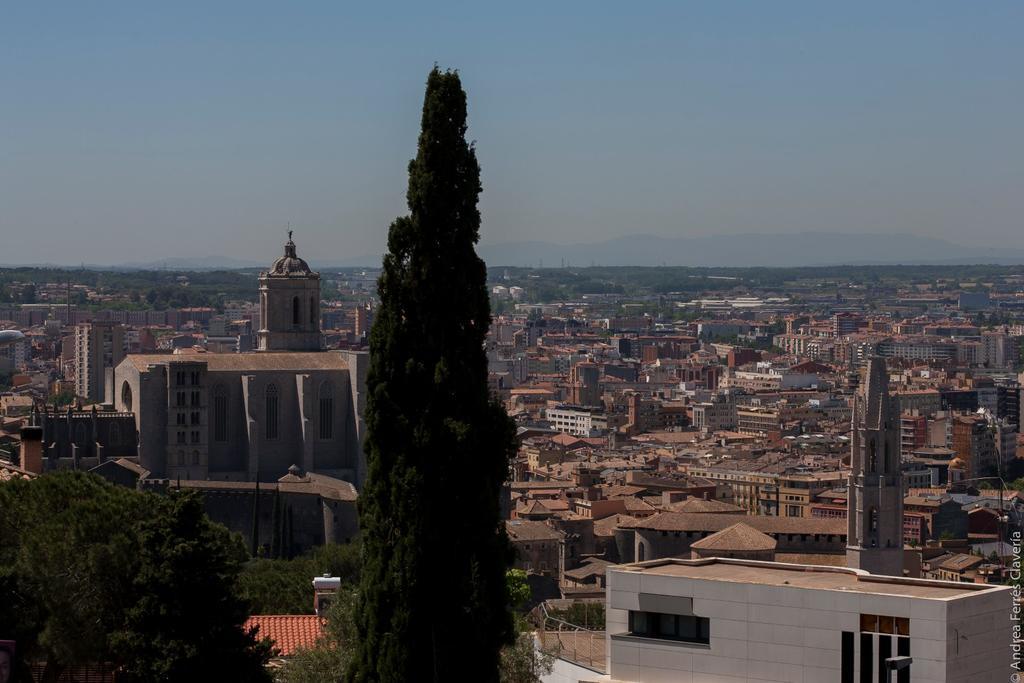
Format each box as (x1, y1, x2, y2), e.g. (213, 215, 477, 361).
(245, 615, 323, 656)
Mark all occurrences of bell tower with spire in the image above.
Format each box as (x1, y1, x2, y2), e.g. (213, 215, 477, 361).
(846, 357, 904, 576)
(257, 232, 322, 352)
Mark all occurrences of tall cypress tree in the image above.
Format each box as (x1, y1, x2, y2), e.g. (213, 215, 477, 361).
(349, 67, 517, 681)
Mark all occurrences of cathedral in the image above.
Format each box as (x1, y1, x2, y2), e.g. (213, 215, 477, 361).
(114, 235, 367, 485)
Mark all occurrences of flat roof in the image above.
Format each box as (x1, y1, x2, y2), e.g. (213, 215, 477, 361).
(123, 351, 348, 372)
(615, 558, 1004, 600)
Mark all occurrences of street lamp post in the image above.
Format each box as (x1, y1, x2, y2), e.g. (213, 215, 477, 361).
(885, 655, 912, 682)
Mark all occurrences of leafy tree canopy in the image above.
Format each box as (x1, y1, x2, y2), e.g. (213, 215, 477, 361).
(0, 471, 271, 682)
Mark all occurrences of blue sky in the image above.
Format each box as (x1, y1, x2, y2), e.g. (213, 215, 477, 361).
(1, 2, 1021, 265)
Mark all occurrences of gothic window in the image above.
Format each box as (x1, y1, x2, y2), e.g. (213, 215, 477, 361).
(869, 507, 879, 532)
(867, 441, 877, 473)
(213, 385, 228, 442)
(319, 381, 334, 440)
(190, 411, 200, 425)
(191, 391, 200, 407)
(292, 297, 300, 326)
(121, 382, 133, 412)
(884, 443, 890, 472)
(266, 384, 279, 440)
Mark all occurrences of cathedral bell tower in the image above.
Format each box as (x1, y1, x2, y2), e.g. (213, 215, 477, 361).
(846, 357, 904, 576)
(257, 232, 322, 352)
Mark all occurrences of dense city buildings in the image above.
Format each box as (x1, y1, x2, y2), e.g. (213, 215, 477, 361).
(4, 262, 1024, 680)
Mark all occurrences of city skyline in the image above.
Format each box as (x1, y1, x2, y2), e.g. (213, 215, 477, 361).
(2, 2, 1022, 265)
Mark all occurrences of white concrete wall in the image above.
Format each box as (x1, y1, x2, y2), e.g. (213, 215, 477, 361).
(606, 566, 1013, 683)
(541, 657, 609, 683)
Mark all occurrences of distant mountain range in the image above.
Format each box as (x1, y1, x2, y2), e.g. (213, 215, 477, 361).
(5, 232, 1024, 270)
(473, 232, 1024, 268)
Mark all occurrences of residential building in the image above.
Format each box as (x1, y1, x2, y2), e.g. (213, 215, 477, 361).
(74, 321, 125, 402)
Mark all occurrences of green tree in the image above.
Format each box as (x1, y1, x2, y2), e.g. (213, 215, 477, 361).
(499, 618, 554, 683)
(0, 472, 271, 682)
(276, 588, 358, 683)
(505, 569, 531, 611)
(349, 67, 517, 682)
(238, 543, 362, 615)
(0, 471, 142, 680)
(112, 491, 272, 681)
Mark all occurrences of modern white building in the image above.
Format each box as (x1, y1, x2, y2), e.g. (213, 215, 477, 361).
(546, 405, 609, 437)
(590, 557, 1011, 683)
(543, 557, 1012, 683)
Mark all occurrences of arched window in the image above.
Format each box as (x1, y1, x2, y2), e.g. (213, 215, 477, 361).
(867, 441, 877, 473)
(292, 297, 300, 326)
(265, 384, 279, 440)
(638, 541, 646, 562)
(121, 382, 133, 412)
(318, 381, 334, 440)
(213, 385, 228, 442)
(869, 506, 879, 532)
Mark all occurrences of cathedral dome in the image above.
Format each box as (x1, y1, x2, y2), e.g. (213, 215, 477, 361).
(268, 233, 315, 276)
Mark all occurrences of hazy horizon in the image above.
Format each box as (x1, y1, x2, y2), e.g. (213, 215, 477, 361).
(2, 2, 1022, 265)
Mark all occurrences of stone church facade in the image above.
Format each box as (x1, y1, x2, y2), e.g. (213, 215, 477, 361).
(114, 236, 368, 485)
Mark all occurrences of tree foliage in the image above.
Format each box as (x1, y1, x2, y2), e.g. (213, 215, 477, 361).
(238, 543, 362, 615)
(275, 588, 358, 683)
(0, 472, 271, 682)
(349, 67, 518, 681)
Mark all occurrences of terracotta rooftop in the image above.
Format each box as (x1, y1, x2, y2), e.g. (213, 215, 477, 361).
(690, 522, 777, 552)
(0, 461, 36, 482)
(667, 497, 745, 514)
(518, 499, 554, 517)
(619, 511, 846, 536)
(245, 615, 323, 656)
(621, 497, 657, 513)
(564, 557, 614, 581)
(505, 519, 564, 542)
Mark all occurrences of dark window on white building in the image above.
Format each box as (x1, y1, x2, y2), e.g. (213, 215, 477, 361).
(627, 611, 709, 645)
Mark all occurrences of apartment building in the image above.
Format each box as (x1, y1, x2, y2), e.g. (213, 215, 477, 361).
(546, 404, 609, 437)
(73, 321, 125, 402)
